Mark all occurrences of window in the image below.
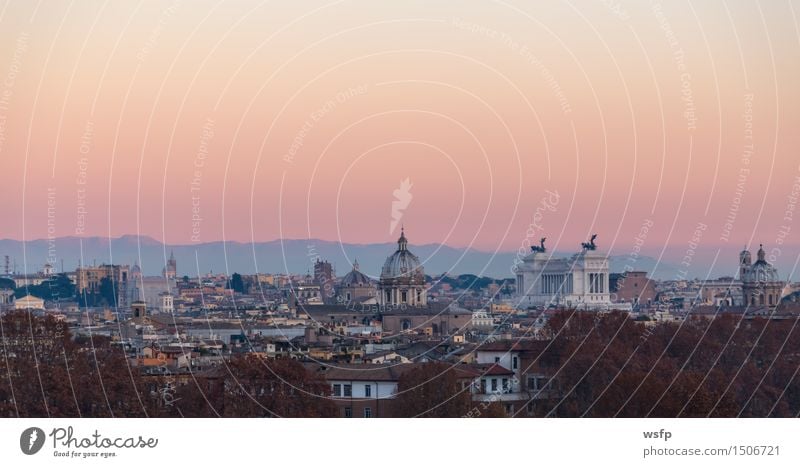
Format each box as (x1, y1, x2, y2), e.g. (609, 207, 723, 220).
(333, 384, 341, 397)
(527, 403, 534, 414)
(537, 377, 549, 390)
(480, 380, 487, 393)
(494, 356, 500, 363)
(491, 379, 498, 392)
(364, 384, 371, 397)
(364, 407, 372, 418)
(512, 356, 518, 369)
(505, 404, 513, 414)
(344, 384, 352, 397)
(502, 378, 509, 392)
(344, 407, 352, 418)
(528, 377, 536, 390)
(401, 291, 407, 303)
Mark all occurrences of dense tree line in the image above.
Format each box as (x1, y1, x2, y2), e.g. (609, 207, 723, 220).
(530, 311, 800, 417)
(0, 311, 143, 417)
(165, 355, 336, 417)
(427, 274, 510, 292)
(78, 277, 117, 308)
(12, 273, 76, 302)
(392, 362, 505, 417)
(3, 310, 800, 417)
(0, 312, 334, 417)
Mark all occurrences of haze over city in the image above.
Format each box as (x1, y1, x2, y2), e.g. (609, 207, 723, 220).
(0, 1, 798, 267)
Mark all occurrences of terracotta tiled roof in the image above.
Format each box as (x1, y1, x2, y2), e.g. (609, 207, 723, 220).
(476, 339, 548, 353)
(321, 363, 416, 382)
(476, 363, 515, 376)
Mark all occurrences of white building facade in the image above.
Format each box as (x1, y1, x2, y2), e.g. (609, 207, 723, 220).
(159, 292, 174, 313)
(516, 244, 611, 310)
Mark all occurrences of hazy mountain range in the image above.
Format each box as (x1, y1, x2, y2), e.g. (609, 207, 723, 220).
(0, 235, 750, 281)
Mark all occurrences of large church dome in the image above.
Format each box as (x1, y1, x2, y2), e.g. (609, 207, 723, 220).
(381, 228, 424, 279)
(378, 228, 427, 307)
(742, 245, 780, 283)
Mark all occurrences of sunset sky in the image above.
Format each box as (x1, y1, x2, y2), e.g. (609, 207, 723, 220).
(1, 1, 799, 267)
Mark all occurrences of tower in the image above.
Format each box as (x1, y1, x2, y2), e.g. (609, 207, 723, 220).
(163, 251, 177, 280)
(313, 258, 335, 303)
(739, 246, 752, 279)
(131, 301, 147, 318)
(131, 261, 143, 302)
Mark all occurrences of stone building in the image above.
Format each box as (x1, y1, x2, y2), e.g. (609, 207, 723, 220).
(336, 260, 377, 305)
(739, 245, 784, 309)
(378, 228, 427, 307)
(610, 271, 657, 308)
(76, 264, 131, 307)
(516, 236, 611, 310)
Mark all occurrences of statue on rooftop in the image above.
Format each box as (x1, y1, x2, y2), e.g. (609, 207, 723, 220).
(581, 234, 598, 251)
(531, 237, 546, 253)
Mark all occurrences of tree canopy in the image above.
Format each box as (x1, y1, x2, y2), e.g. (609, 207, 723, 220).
(393, 362, 474, 417)
(14, 273, 76, 302)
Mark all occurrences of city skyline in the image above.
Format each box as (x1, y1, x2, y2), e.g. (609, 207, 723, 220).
(0, 232, 797, 281)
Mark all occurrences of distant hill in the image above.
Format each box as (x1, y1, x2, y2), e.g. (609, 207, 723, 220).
(0, 235, 723, 281)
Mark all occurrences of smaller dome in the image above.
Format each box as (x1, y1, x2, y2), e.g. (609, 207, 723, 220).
(340, 260, 373, 287)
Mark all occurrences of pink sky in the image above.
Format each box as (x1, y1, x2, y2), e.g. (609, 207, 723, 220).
(1, 1, 799, 258)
